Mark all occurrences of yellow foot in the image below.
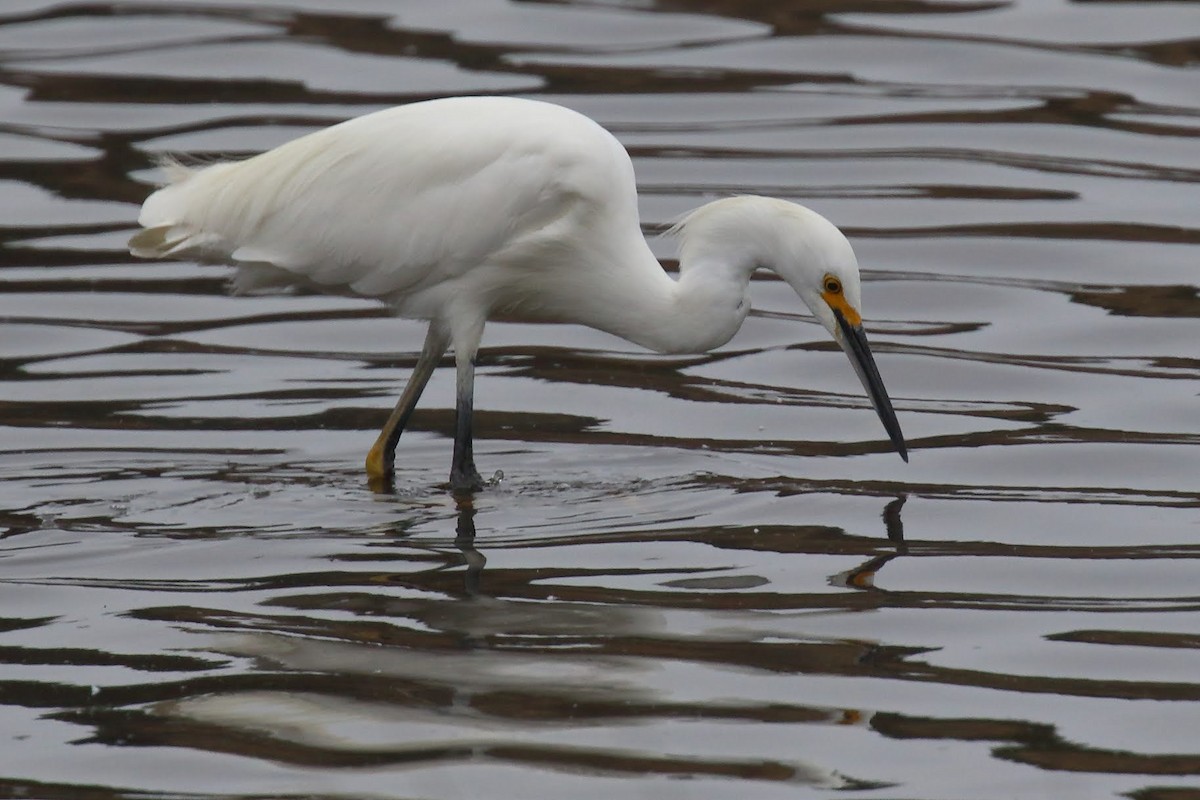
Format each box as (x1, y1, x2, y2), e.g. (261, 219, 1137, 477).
(367, 472, 395, 494)
(366, 440, 394, 493)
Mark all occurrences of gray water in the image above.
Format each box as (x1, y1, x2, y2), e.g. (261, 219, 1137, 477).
(1, 1, 1198, 798)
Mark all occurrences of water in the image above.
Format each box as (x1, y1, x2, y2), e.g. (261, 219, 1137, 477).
(1, 1, 1198, 797)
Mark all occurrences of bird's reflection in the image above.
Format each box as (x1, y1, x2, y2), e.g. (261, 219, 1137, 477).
(447, 491, 910, 598)
(883, 494, 907, 547)
(831, 494, 909, 590)
(452, 493, 486, 597)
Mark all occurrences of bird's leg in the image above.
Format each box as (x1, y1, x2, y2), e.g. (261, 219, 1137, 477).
(366, 325, 449, 487)
(449, 350, 484, 492)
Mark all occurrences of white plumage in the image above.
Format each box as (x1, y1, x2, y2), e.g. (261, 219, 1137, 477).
(131, 96, 906, 490)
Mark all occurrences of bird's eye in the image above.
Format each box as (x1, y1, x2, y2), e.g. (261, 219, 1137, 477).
(823, 276, 842, 295)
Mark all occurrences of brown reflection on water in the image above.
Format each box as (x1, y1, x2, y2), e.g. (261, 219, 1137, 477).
(1071, 284, 1200, 318)
(876, 713, 1200, 777)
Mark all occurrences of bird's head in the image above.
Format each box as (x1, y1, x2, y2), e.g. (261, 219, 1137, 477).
(676, 196, 908, 462)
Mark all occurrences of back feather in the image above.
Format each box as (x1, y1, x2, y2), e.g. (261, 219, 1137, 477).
(127, 97, 639, 305)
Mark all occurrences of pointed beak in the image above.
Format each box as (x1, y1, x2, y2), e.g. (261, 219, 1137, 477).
(832, 310, 908, 462)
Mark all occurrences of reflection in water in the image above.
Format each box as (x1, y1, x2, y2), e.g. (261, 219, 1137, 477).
(453, 495, 487, 599)
(0, 0, 1198, 797)
(38, 480, 1192, 790)
(454, 486, 911, 601)
(831, 494, 907, 590)
(73, 494, 917, 788)
(883, 494, 906, 545)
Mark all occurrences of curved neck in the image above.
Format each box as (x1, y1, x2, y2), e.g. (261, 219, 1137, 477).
(569, 240, 755, 355)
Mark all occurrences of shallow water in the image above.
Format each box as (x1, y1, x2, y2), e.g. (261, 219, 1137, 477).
(1, 1, 1198, 798)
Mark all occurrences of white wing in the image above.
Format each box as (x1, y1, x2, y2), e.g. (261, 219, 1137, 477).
(130, 97, 638, 309)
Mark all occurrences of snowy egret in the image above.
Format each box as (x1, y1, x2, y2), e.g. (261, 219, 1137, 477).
(130, 96, 907, 491)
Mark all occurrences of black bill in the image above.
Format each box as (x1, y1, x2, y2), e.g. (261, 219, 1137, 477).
(833, 310, 908, 462)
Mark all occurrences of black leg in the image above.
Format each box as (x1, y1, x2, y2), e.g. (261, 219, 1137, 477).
(449, 353, 484, 492)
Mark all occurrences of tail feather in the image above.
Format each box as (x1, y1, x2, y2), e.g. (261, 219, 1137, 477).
(130, 156, 236, 261)
(128, 224, 225, 260)
(127, 224, 174, 258)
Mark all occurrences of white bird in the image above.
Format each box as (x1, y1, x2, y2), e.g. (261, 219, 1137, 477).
(129, 96, 907, 491)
